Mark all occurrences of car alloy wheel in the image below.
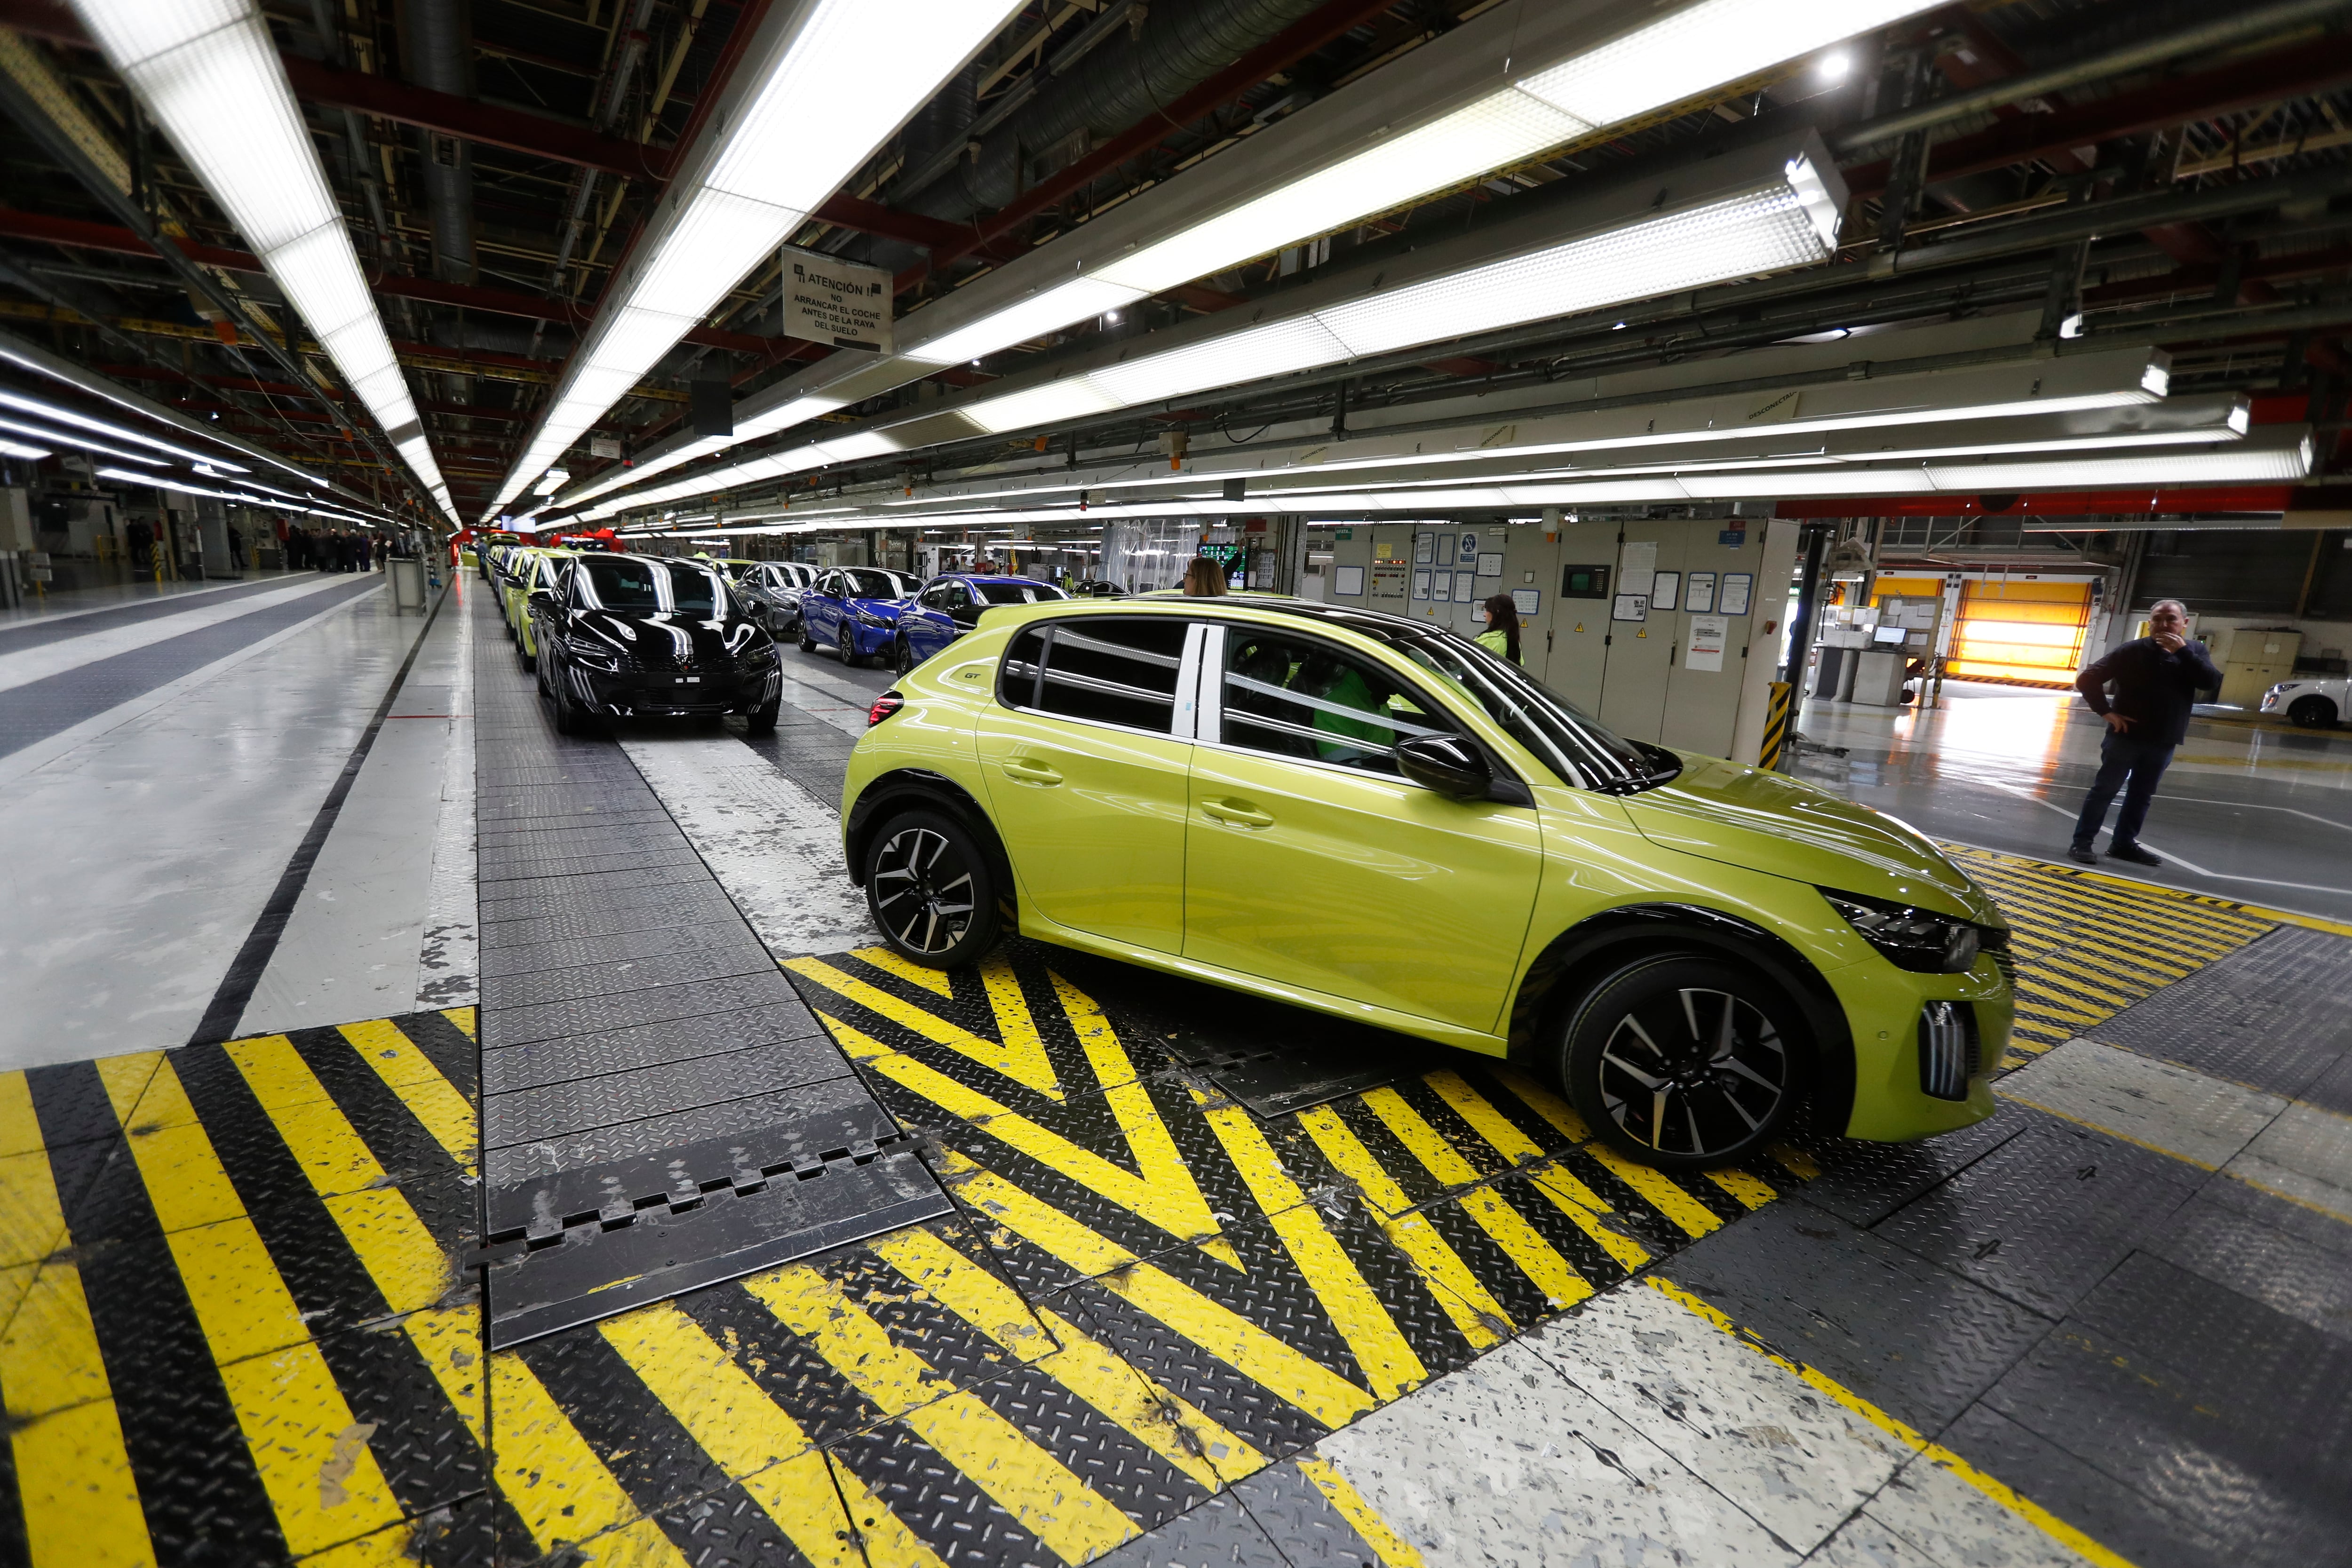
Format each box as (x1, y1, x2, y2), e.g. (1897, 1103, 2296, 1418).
(894, 637, 914, 675)
(839, 626, 860, 667)
(866, 810, 999, 967)
(1557, 955, 1796, 1169)
(799, 620, 818, 653)
(2289, 694, 2338, 728)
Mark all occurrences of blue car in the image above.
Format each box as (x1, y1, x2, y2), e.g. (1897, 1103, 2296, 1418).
(798, 566, 918, 665)
(892, 573, 1068, 673)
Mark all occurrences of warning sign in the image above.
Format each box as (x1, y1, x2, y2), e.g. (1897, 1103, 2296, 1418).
(779, 245, 893, 352)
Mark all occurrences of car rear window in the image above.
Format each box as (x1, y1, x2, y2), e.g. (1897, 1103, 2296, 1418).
(1001, 617, 1188, 734)
(974, 581, 1066, 605)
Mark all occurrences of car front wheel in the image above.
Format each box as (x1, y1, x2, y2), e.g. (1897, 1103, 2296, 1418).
(865, 809, 1000, 967)
(2289, 694, 2339, 728)
(894, 636, 915, 675)
(839, 626, 861, 667)
(1553, 954, 1801, 1170)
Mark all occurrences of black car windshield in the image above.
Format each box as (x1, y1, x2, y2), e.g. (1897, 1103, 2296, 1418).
(580, 556, 662, 612)
(840, 569, 904, 598)
(665, 563, 722, 615)
(974, 581, 1066, 605)
(1297, 608, 1671, 792)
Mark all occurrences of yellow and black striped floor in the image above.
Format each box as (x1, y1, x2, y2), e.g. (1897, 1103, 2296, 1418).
(0, 852, 2314, 1566)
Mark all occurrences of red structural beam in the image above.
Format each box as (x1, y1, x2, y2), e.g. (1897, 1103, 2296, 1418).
(1773, 486, 2295, 518)
(901, 0, 1406, 289)
(1845, 38, 2352, 198)
(280, 56, 671, 181)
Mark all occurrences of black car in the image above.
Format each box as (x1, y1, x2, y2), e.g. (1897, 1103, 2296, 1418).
(731, 560, 819, 635)
(530, 553, 782, 735)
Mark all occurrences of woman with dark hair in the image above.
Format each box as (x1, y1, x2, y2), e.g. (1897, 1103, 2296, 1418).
(1182, 555, 1229, 597)
(1476, 594, 1523, 664)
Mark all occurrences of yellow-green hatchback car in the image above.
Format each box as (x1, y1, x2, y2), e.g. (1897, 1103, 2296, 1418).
(842, 597, 2010, 1169)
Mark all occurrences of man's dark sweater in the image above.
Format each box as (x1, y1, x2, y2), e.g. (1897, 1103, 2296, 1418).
(2074, 636, 2221, 748)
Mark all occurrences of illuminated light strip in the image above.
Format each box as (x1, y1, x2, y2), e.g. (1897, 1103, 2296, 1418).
(0, 386, 246, 470)
(615, 429, 2308, 531)
(0, 414, 165, 466)
(70, 0, 457, 521)
(0, 438, 50, 460)
(555, 0, 1942, 509)
(486, 0, 1025, 516)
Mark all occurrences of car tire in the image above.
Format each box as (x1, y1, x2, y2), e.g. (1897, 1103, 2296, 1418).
(894, 636, 915, 675)
(2289, 694, 2339, 728)
(839, 626, 860, 667)
(548, 657, 594, 737)
(744, 697, 779, 736)
(518, 637, 536, 674)
(1553, 953, 1802, 1170)
(798, 621, 818, 653)
(864, 809, 1001, 968)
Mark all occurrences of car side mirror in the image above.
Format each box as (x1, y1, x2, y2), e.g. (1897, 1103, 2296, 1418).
(529, 588, 557, 610)
(1394, 735, 1493, 798)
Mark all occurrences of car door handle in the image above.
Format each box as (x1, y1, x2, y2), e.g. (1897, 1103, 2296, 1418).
(1001, 757, 1064, 786)
(1200, 798, 1273, 828)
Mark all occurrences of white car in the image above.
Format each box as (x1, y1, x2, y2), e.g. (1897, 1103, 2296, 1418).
(2262, 676, 2347, 727)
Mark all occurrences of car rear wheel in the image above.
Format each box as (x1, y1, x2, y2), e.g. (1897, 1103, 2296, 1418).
(865, 810, 1000, 967)
(1553, 954, 1800, 1170)
(518, 635, 535, 674)
(2289, 694, 2339, 728)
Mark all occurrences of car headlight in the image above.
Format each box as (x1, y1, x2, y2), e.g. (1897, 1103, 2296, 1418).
(738, 640, 777, 666)
(853, 608, 893, 628)
(570, 642, 623, 672)
(1820, 890, 1986, 974)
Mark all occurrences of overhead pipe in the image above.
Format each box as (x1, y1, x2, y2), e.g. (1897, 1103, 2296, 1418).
(1830, 0, 2352, 156)
(400, 0, 477, 284)
(847, 0, 1337, 274)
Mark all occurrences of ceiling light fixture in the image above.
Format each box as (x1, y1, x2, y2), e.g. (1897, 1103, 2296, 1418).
(548, 0, 1946, 511)
(485, 0, 1024, 517)
(71, 0, 457, 522)
(0, 388, 245, 470)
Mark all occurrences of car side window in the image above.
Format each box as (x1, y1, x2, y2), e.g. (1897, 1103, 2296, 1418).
(1216, 627, 1456, 776)
(920, 583, 951, 609)
(1001, 617, 1189, 735)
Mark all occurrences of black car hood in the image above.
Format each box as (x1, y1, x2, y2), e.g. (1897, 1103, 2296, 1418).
(575, 608, 768, 666)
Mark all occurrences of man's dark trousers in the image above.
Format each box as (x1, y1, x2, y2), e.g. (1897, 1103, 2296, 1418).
(2072, 731, 2174, 852)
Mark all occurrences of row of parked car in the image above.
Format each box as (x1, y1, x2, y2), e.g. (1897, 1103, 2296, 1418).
(475, 541, 1109, 732)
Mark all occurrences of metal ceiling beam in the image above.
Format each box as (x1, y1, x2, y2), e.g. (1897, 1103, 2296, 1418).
(0, 206, 792, 355)
(1843, 35, 2352, 197)
(900, 0, 1408, 289)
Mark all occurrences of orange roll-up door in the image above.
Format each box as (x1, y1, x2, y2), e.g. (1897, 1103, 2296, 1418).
(1948, 580, 2093, 687)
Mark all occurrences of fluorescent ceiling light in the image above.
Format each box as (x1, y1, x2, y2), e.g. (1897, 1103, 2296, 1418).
(904, 278, 1150, 367)
(73, 0, 454, 521)
(547, 0, 1939, 508)
(0, 439, 51, 460)
(534, 468, 572, 496)
(0, 415, 164, 466)
(954, 152, 1839, 438)
(0, 388, 243, 469)
(488, 0, 1025, 516)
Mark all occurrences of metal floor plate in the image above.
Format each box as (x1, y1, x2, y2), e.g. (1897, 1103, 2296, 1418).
(469, 591, 948, 1347)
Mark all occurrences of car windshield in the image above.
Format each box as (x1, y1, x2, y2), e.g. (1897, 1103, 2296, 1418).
(840, 568, 904, 598)
(665, 563, 723, 615)
(1292, 608, 1673, 792)
(580, 556, 663, 612)
(974, 581, 1066, 605)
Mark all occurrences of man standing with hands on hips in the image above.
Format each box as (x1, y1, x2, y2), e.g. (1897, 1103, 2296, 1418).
(2068, 598, 2219, 866)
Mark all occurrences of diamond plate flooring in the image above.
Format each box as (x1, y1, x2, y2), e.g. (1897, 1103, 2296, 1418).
(466, 588, 948, 1347)
(0, 586, 2344, 1565)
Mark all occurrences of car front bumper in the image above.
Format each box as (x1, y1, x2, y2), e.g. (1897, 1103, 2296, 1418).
(1835, 952, 2012, 1141)
(569, 664, 781, 716)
